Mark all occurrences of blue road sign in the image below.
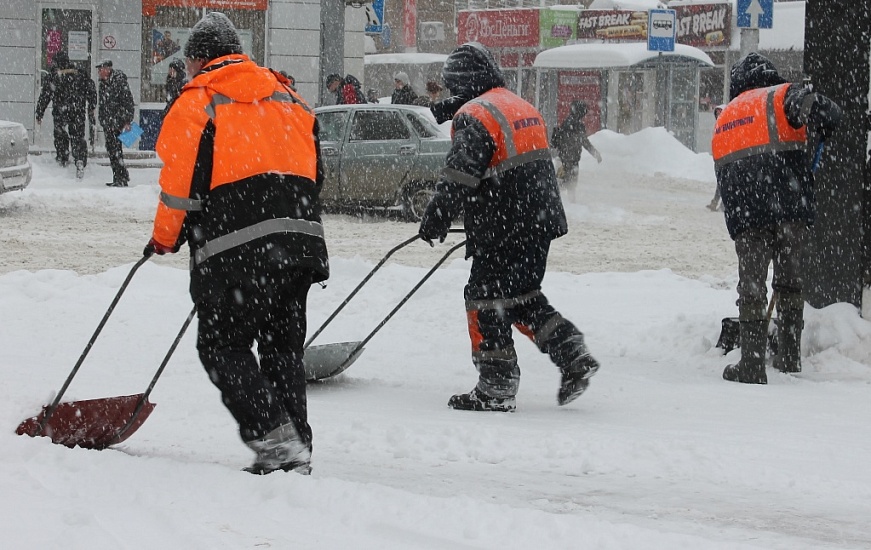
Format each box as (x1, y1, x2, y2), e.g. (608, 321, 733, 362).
(648, 9, 676, 52)
(365, 0, 386, 34)
(736, 0, 773, 29)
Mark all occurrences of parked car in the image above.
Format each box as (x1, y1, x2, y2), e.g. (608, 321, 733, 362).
(0, 120, 32, 195)
(314, 103, 451, 221)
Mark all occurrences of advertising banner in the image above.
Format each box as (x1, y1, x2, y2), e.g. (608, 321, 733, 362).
(539, 9, 578, 49)
(575, 4, 732, 50)
(457, 9, 540, 48)
(142, 0, 268, 17)
(557, 71, 602, 133)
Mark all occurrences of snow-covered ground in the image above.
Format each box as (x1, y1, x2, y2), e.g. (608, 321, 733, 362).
(2, 129, 871, 549)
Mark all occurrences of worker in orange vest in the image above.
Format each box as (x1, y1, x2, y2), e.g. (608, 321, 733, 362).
(712, 52, 840, 384)
(419, 43, 600, 412)
(145, 12, 328, 474)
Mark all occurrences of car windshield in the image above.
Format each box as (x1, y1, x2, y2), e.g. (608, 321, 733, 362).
(317, 111, 348, 142)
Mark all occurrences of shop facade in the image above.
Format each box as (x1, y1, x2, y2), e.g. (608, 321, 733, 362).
(0, 0, 366, 148)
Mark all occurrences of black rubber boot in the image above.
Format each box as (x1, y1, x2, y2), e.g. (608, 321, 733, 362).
(448, 388, 516, 412)
(723, 320, 768, 384)
(774, 308, 803, 373)
(558, 354, 600, 406)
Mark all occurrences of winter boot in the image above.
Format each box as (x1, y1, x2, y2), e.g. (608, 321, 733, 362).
(75, 160, 85, 180)
(723, 320, 768, 384)
(558, 353, 600, 406)
(448, 388, 516, 413)
(244, 422, 312, 475)
(774, 307, 803, 373)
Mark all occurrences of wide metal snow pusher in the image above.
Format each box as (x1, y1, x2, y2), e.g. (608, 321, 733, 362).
(16, 232, 465, 449)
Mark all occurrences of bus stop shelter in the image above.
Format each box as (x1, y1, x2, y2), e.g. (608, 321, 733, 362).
(534, 43, 713, 151)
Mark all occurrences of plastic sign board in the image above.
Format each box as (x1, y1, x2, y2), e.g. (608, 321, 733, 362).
(365, 0, 385, 34)
(736, 0, 773, 29)
(648, 9, 676, 52)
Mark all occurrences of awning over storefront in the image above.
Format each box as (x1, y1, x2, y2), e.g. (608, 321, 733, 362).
(533, 42, 714, 70)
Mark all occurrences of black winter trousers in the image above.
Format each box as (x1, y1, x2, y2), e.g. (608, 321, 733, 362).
(52, 115, 87, 166)
(103, 126, 129, 184)
(464, 239, 590, 398)
(196, 270, 313, 446)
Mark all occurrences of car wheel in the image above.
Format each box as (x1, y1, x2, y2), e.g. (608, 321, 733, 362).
(402, 181, 435, 222)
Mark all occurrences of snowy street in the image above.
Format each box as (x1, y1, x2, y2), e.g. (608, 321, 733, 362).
(2, 129, 871, 549)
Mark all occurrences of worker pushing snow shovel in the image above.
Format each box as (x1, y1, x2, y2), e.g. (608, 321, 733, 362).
(711, 52, 841, 384)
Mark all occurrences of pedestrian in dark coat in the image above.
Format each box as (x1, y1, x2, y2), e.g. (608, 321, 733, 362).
(419, 42, 601, 412)
(713, 52, 841, 384)
(96, 59, 135, 187)
(391, 71, 418, 105)
(146, 12, 328, 475)
(35, 51, 96, 178)
(325, 73, 366, 105)
(164, 58, 187, 115)
(551, 100, 602, 200)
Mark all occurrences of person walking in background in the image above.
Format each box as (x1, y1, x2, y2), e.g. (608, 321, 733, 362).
(163, 58, 186, 116)
(713, 52, 841, 384)
(145, 12, 329, 475)
(419, 43, 601, 412)
(413, 81, 444, 108)
(550, 100, 602, 201)
(96, 59, 134, 187)
(366, 88, 380, 104)
(35, 51, 96, 179)
(325, 73, 365, 105)
(391, 72, 418, 105)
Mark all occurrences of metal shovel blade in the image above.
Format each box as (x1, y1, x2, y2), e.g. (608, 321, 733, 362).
(304, 342, 364, 381)
(15, 394, 155, 450)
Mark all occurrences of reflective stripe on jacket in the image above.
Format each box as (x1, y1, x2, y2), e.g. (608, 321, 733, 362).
(712, 83, 807, 168)
(444, 88, 552, 188)
(152, 55, 319, 258)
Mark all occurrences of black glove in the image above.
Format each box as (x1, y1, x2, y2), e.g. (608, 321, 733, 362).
(809, 96, 842, 141)
(431, 96, 469, 124)
(419, 207, 450, 247)
(143, 237, 176, 257)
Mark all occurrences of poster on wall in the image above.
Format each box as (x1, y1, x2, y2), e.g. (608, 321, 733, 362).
(68, 31, 90, 60)
(150, 27, 253, 84)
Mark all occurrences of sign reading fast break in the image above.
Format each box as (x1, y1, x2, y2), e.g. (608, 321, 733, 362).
(457, 9, 540, 48)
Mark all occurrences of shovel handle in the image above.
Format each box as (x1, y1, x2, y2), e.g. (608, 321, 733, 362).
(323, 237, 467, 378)
(108, 305, 196, 446)
(304, 228, 465, 349)
(37, 255, 151, 434)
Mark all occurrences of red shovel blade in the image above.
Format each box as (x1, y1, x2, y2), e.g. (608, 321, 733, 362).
(15, 394, 155, 450)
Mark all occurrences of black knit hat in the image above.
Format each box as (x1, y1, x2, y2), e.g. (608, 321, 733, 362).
(183, 12, 243, 61)
(442, 42, 505, 100)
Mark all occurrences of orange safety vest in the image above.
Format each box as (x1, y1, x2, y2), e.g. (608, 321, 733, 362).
(446, 87, 552, 187)
(711, 83, 807, 168)
(152, 55, 317, 249)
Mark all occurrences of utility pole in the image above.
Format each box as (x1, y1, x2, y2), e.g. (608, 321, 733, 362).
(320, 0, 346, 107)
(803, 1, 871, 310)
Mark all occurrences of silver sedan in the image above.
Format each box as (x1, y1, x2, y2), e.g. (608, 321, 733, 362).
(314, 104, 451, 221)
(0, 120, 32, 195)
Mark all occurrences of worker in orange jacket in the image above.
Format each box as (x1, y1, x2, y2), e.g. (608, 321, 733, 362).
(145, 12, 329, 474)
(712, 52, 840, 384)
(419, 43, 600, 412)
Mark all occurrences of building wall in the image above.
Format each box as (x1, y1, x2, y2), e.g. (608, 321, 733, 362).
(0, 0, 37, 132)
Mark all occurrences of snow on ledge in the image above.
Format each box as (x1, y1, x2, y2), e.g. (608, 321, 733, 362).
(533, 42, 714, 70)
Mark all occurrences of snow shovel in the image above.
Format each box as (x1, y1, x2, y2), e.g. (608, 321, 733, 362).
(15, 254, 183, 450)
(715, 291, 778, 355)
(303, 230, 466, 381)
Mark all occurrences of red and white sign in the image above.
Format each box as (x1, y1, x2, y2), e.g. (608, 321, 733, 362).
(103, 35, 117, 49)
(557, 71, 602, 133)
(457, 9, 540, 48)
(404, 0, 417, 48)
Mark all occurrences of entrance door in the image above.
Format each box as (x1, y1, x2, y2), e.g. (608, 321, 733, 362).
(37, 7, 94, 149)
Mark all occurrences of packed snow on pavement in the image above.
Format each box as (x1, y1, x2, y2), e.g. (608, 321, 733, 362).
(2, 128, 870, 549)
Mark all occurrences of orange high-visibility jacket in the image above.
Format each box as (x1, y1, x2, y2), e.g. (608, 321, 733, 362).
(443, 87, 553, 188)
(712, 83, 807, 168)
(151, 55, 318, 251)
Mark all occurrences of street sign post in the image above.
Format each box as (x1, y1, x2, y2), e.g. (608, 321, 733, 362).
(365, 0, 385, 34)
(648, 9, 676, 52)
(736, 0, 773, 29)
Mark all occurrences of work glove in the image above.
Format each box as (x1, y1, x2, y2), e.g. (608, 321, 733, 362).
(419, 207, 450, 247)
(431, 96, 469, 124)
(808, 95, 842, 141)
(143, 237, 176, 257)
(593, 150, 603, 163)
